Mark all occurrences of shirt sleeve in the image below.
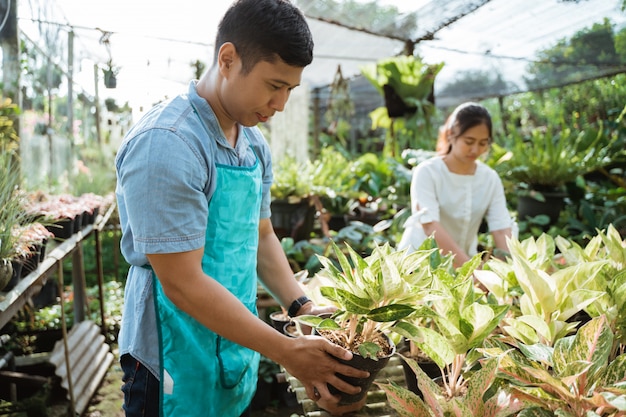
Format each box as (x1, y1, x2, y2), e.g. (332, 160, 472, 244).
(117, 129, 208, 255)
(411, 162, 440, 224)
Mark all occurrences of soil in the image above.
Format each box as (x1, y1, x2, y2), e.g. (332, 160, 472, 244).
(317, 329, 393, 358)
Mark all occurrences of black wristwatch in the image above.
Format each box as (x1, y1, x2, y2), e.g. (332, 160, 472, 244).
(287, 296, 312, 317)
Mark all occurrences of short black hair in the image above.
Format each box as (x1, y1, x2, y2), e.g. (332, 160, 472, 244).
(214, 0, 314, 74)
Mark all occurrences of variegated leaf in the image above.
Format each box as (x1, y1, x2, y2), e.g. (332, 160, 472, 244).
(553, 316, 612, 382)
(600, 353, 626, 386)
(367, 304, 415, 322)
(392, 322, 455, 369)
(376, 381, 433, 417)
(463, 357, 499, 412)
(320, 286, 371, 314)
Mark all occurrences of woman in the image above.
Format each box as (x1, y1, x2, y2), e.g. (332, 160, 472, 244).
(398, 102, 515, 268)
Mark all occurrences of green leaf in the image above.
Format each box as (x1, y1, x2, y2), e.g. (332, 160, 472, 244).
(376, 381, 432, 417)
(358, 341, 381, 360)
(517, 343, 553, 366)
(392, 321, 455, 369)
(600, 352, 626, 386)
(514, 315, 553, 344)
(293, 315, 342, 330)
(517, 408, 554, 417)
(367, 304, 415, 322)
(600, 391, 626, 411)
(553, 315, 612, 381)
(462, 303, 510, 349)
(503, 321, 539, 345)
(320, 286, 372, 314)
(464, 357, 499, 413)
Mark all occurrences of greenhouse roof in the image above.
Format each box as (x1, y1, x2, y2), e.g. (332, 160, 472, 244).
(15, 0, 626, 108)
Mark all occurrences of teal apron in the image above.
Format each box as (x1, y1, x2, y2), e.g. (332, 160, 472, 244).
(151, 117, 262, 416)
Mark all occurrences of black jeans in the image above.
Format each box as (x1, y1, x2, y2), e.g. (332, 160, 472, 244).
(120, 354, 251, 417)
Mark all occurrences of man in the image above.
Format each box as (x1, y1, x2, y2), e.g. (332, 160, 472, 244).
(115, 0, 368, 416)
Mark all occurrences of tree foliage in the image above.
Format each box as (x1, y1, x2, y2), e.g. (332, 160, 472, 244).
(295, 0, 418, 39)
(437, 69, 515, 102)
(525, 19, 626, 90)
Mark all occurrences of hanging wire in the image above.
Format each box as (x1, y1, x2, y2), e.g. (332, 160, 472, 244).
(0, 0, 11, 33)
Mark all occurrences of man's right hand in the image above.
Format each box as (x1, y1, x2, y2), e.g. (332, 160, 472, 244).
(277, 335, 370, 416)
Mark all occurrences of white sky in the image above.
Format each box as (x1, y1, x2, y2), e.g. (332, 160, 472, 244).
(16, 0, 626, 110)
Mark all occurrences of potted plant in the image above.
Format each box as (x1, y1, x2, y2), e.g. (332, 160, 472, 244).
(102, 60, 120, 89)
(12, 222, 54, 277)
(377, 355, 532, 417)
(552, 225, 626, 351)
(475, 234, 609, 347)
(373, 246, 527, 416)
(294, 241, 436, 405)
(495, 122, 622, 227)
(310, 146, 359, 232)
(270, 155, 316, 241)
(360, 55, 442, 122)
(484, 315, 626, 416)
(360, 55, 444, 157)
(390, 253, 510, 403)
(0, 153, 29, 291)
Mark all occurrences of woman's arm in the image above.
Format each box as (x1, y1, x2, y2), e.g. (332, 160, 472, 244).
(491, 227, 512, 260)
(422, 221, 471, 268)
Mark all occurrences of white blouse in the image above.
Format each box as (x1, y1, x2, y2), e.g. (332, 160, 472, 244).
(398, 156, 513, 256)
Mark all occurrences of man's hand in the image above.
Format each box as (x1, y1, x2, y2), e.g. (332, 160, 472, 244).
(279, 335, 369, 416)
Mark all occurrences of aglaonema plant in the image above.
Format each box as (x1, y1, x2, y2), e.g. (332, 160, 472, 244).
(390, 253, 510, 399)
(483, 315, 626, 417)
(478, 234, 607, 347)
(295, 240, 436, 359)
(377, 355, 533, 417)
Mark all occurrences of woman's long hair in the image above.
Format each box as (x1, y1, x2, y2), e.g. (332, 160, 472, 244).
(436, 102, 493, 155)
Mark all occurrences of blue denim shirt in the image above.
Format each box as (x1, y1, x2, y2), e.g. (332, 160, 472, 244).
(115, 81, 273, 378)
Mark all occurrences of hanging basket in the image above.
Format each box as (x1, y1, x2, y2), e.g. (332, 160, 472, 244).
(104, 70, 117, 89)
(383, 84, 416, 118)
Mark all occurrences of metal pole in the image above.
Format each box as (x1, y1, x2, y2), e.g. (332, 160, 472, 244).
(67, 30, 75, 140)
(95, 228, 107, 335)
(93, 64, 102, 145)
(57, 262, 76, 416)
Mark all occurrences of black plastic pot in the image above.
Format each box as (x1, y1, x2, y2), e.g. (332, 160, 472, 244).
(326, 334, 396, 405)
(269, 311, 291, 334)
(398, 341, 441, 398)
(46, 217, 74, 240)
(0, 260, 15, 292)
(516, 189, 567, 228)
(399, 353, 441, 398)
(270, 198, 316, 242)
(383, 84, 416, 118)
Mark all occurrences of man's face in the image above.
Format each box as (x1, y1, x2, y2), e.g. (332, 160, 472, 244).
(221, 58, 304, 127)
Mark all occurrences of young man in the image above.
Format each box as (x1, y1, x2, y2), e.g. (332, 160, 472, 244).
(115, 0, 369, 416)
